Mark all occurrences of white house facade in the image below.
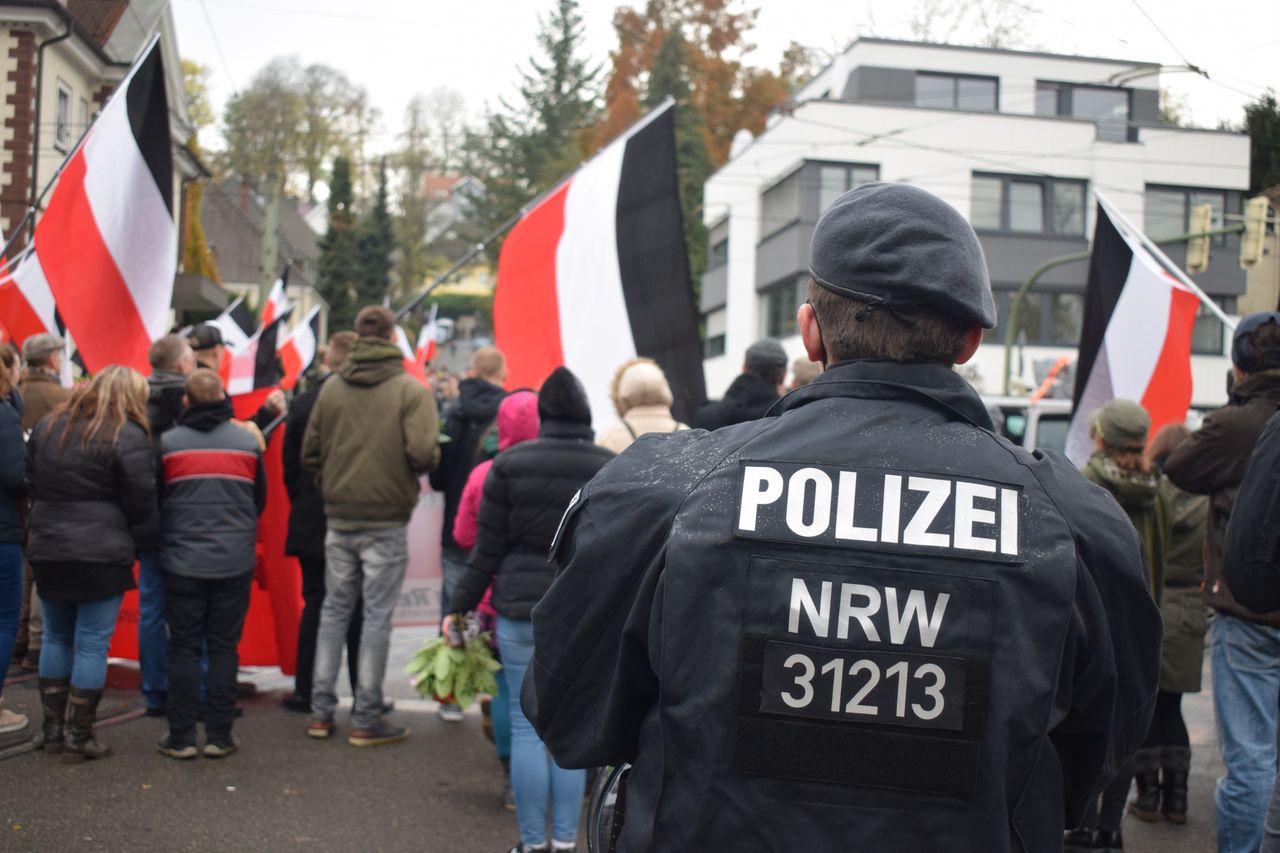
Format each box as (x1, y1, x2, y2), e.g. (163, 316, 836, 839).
(701, 38, 1251, 408)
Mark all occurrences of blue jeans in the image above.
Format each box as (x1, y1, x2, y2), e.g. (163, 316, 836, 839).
(499, 615, 583, 847)
(0, 544, 22, 694)
(137, 550, 169, 709)
(1212, 613, 1280, 853)
(492, 648, 512, 761)
(312, 526, 408, 730)
(39, 595, 124, 689)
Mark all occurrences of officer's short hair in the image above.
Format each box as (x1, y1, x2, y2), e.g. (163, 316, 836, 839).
(355, 306, 396, 341)
(326, 331, 357, 370)
(149, 334, 192, 371)
(807, 279, 971, 365)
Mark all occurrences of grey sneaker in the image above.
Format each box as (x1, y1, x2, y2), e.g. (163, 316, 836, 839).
(0, 706, 29, 735)
(437, 702, 464, 723)
(204, 736, 238, 758)
(157, 733, 197, 760)
(348, 720, 409, 747)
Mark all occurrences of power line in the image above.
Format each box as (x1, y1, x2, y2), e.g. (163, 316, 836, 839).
(198, 0, 239, 97)
(1127, 0, 1195, 69)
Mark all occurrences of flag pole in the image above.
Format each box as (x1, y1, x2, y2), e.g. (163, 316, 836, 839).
(394, 97, 678, 320)
(0, 33, 163, 261)
(1095, 191, 1238, 332)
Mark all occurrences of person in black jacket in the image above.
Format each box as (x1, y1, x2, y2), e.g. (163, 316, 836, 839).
(693, 339, 787, 430)
(280, 332, 362, 713)
(448, 366, 614, 853)
(0, 343, 28, 735)
(132, 334, 197, 717)
(29, 366, 155, 762)
(524, 183, 1160, 853)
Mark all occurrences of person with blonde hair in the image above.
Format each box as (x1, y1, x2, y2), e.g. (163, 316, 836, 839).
(28, 365, 155, 762)
(596, 358, 687, 454)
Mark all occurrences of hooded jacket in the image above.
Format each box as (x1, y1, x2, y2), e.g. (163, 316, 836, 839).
(133, 370, 190, 551)
(452, 390, 540, 550)
(0, 390, 25, 545)
(1082, 453, 1169, 604)
(525, 359, 1160, 853)
(302, 337, 439, 529)
(28, 416, 154, 601)
(1163, 369, 1280, 625)
(432, 376, 507, 548)
(693, 372, 780, 431)
(450, 368, 614, 619)
(1155, 471, 1209, 693)
(160, 399, 266, 579)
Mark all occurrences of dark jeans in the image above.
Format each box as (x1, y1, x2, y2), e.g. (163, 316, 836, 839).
(1079, 759, 1135, 832)
(293, 555, 360, 700)
(0, 544, 22, 693)
(163, 570, 253, 742)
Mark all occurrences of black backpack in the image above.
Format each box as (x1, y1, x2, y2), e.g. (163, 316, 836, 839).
(1223, 409, 1280, 612)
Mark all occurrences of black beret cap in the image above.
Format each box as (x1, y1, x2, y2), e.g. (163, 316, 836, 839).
(809, 182, 997, 329)
(188, 323, 224, 351)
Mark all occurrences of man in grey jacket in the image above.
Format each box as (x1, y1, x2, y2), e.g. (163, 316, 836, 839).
(157, 369, 266, 760)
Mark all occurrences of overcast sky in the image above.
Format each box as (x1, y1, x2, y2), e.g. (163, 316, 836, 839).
(173, 0, 1277, 155)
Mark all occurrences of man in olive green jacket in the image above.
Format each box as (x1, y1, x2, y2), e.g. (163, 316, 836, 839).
(302, 306, 439, 746)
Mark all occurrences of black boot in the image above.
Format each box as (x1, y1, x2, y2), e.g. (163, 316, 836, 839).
(1127, 747, 1161, 822)
(62, 687, 111, 763)
(33, 677, 69, 753)
(1063, 827, 1099, 852)
(1096, 828, 1124, 852)
(1161, 745, 1191, 824)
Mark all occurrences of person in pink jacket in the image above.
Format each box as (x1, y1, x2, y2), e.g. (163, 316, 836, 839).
(451, 389, 538, 809)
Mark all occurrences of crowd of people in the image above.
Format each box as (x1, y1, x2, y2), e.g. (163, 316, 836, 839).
(2, 185, 1280, 853)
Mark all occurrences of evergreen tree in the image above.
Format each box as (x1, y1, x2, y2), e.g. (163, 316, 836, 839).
(645, 31, 713, 288)
(1244, 91, 1280, 196)
(467, 0, 601, 256)
(316, 156, 361, 330)
(356, 159, 394, 310)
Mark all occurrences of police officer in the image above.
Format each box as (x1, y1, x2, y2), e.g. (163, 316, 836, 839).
(523, 183, 1162, 853)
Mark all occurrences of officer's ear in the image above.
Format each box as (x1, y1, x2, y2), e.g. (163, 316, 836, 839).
(953, 325, 984, 365)
(798, 302, 827, 366)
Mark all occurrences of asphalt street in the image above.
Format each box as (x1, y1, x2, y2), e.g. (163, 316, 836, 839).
(0, 627, 1225, 852)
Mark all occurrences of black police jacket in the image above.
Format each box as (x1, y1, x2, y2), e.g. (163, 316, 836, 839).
(525, 359, 1162, 853)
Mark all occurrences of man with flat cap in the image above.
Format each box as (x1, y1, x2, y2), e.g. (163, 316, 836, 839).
(188, 323, 286, 432)
(524, 183, 1162, 852)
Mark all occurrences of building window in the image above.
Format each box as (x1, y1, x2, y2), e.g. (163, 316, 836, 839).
(972, 173, 1087, 236)
(760, 167, 802, 240)
(1035, 81, 1132, 142)
(54, 81, 72, 152)
(707, 218, 729, 270)
(1145, 185, 1231, 247)
(79, 97, 89, 132)
(704, 308, 727, 358)
(1191, 296, 1235, 355)
(760, 276, 805, 339)
(817, 163, 879, 214)
(988, 288, 1084, 346)
(913, 72, 997, 112)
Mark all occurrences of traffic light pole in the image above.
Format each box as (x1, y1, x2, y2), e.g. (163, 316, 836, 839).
(1001, 222, 1246, 395)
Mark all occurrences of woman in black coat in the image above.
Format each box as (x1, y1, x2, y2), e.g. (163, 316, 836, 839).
(29, 366, 154, 761)
(0, 343, 28, 735)
(449, 367, 614, 853)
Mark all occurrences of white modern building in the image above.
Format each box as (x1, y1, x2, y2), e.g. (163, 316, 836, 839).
(701, 38, 1251, 407)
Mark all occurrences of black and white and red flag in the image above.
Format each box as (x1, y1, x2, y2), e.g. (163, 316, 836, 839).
(493, 99, 705, 423)
(228, 306, 292, 396)
(261, 268, 291, 326)
(1065, 196, 1202, 465)
(29, 37, 174, 373)
(277, 306, 321, 391)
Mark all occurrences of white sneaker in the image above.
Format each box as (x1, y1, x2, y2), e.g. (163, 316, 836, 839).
(437, 702, 464, 723)
(0, 705, 29, 735)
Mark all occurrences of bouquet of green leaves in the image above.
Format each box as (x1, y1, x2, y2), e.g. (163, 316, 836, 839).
(405, 628, 502, 709)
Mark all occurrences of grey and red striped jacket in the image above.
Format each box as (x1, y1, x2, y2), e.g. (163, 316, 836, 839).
(160, 400, 266, 579)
